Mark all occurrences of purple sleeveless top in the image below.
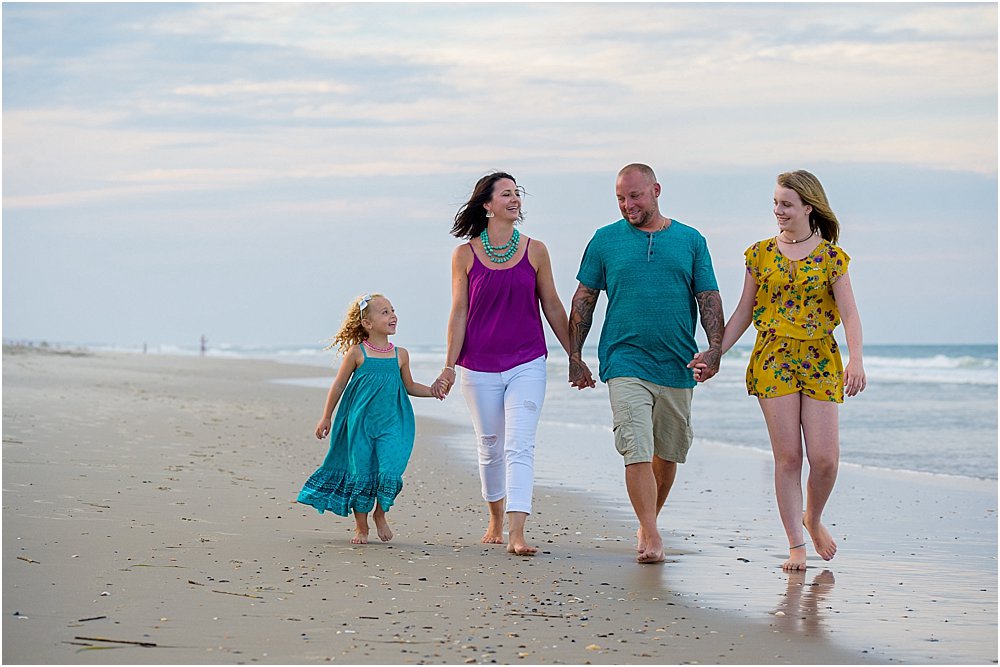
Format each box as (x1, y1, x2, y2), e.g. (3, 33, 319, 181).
(456, 238, 548, 372)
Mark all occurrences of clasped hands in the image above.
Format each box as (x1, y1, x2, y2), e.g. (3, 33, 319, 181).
(431, 367, 456, 399)
(688, 347, 721, 383)
(567, 349, 722, 388)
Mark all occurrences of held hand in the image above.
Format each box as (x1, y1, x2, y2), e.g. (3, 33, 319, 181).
(430, 377, 449, 399)
(687, 352, 707, 382)
(568, 356, 596, 390)
(431, 368, 456, 399)
(315, 417, 332, 440)
(688, 348, 721, 383)
(843, 359, 867, 397)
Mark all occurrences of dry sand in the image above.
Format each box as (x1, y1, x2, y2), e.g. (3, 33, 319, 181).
(0, 347, 969, 663)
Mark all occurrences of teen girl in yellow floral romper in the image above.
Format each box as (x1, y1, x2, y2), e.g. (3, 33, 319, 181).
(691, 170, 866, 572)
(744, 239, 850, 403)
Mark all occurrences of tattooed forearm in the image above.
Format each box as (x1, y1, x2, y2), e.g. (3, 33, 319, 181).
(695, 290, 724, 348)
(569, 284, 599, 357)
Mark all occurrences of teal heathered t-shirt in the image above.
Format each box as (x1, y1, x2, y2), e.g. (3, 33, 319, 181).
(576, 218, 718, 388)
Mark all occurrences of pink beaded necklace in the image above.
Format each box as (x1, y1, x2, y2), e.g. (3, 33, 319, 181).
(362, 339, 394, 354)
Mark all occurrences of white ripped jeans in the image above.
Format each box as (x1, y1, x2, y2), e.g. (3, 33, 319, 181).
(460, 356, 547, 515)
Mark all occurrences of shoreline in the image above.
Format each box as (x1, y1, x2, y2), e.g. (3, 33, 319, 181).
(4, 349, 995, 664)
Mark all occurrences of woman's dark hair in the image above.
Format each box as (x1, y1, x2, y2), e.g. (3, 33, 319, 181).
(450, 171, 524, 239)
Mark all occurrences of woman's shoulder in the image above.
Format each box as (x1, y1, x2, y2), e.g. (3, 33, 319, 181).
(525, 234, 547, 253)
(744, 237, 777, 254)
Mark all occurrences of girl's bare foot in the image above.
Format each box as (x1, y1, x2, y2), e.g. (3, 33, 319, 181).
(373, 508, 393, 542)
(636, 527, 646, 553)
(782, 542, 807, 570)
(803, 515, 837, 561)
(353, 512, 370, 544)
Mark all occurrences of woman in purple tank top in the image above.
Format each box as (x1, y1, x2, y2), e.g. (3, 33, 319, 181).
(431, 172, 571, 556)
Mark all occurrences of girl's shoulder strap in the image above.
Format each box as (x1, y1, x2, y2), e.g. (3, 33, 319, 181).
(359, 343, 368, 359)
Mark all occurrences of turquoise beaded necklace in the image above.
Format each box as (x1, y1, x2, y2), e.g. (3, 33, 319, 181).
(480, 227, 520, 263)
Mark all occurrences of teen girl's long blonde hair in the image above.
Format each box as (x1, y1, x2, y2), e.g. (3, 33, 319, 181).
(325, 293, 383, 355)
(777, 170, 840, 244)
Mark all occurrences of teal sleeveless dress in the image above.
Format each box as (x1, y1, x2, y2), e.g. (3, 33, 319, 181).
(298, 346, 416, 516)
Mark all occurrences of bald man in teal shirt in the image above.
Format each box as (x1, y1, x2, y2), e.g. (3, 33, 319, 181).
(569, 163, 724, 564)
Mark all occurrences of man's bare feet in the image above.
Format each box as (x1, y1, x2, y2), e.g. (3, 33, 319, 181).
(803, 515, 837, 561)
(637, 547, 666, 564)
(782, 542, 807, 570)
(373, 509, 393, 542)
(636, 532, 665, 563)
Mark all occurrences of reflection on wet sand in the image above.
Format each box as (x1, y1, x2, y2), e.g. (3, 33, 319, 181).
(773, 569, 837, 636)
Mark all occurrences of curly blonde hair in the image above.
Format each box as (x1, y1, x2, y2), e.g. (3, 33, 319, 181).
(325, 292, 384, 355)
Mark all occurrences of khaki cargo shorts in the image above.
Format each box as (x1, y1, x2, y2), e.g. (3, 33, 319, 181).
(607, 377, 693, 466)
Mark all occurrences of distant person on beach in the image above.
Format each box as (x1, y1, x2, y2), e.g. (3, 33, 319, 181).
(689, 170, 866, 570)
(430, 171, 572, 556)
(568, 163, 724, 564)
(298, 293, 440, 544)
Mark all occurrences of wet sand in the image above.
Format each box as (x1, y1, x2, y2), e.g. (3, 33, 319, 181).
(2, 348, 994, 664)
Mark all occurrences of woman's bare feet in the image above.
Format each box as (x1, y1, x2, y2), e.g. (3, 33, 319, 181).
(482, 520, 504, 544)
(803, 515, 837, 561)
(782, 542, 807, 570)
(483, 499, 505, 544)
(506, 511, 536, 556)
(373, 506, 393, 542)
(507, 536, 538, 556)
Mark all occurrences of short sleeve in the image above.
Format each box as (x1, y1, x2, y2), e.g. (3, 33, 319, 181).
(691, 233, 719, 293)
(744, 243, 760, 281)
(826, 245, 851, 284)
(576, 235, 606, 291)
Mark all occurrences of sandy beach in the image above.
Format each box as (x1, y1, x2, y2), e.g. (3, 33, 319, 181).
(3, 347, 995, 664)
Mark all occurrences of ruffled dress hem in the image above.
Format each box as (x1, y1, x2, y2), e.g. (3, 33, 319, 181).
(297, 469, 404, 516)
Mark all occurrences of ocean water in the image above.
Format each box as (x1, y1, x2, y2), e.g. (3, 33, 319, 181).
(100, 340, 995, 481)
(258, 343, 997, 482)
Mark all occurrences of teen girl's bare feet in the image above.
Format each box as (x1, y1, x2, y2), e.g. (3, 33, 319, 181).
(803, 515, 837, 561)
(783, 542, 807, 570)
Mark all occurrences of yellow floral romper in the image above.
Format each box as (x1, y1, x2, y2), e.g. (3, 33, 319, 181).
(744, 238, 850, 403)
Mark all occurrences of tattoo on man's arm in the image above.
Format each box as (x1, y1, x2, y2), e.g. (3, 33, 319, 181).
(696, 290, 725, 348)
(570, 288, 599, 356)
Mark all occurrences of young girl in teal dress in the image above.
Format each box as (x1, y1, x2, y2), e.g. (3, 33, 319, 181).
(298, 293, 439, 544)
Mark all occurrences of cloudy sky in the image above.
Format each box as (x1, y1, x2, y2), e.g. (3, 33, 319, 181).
(3, 2, 997, 350)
